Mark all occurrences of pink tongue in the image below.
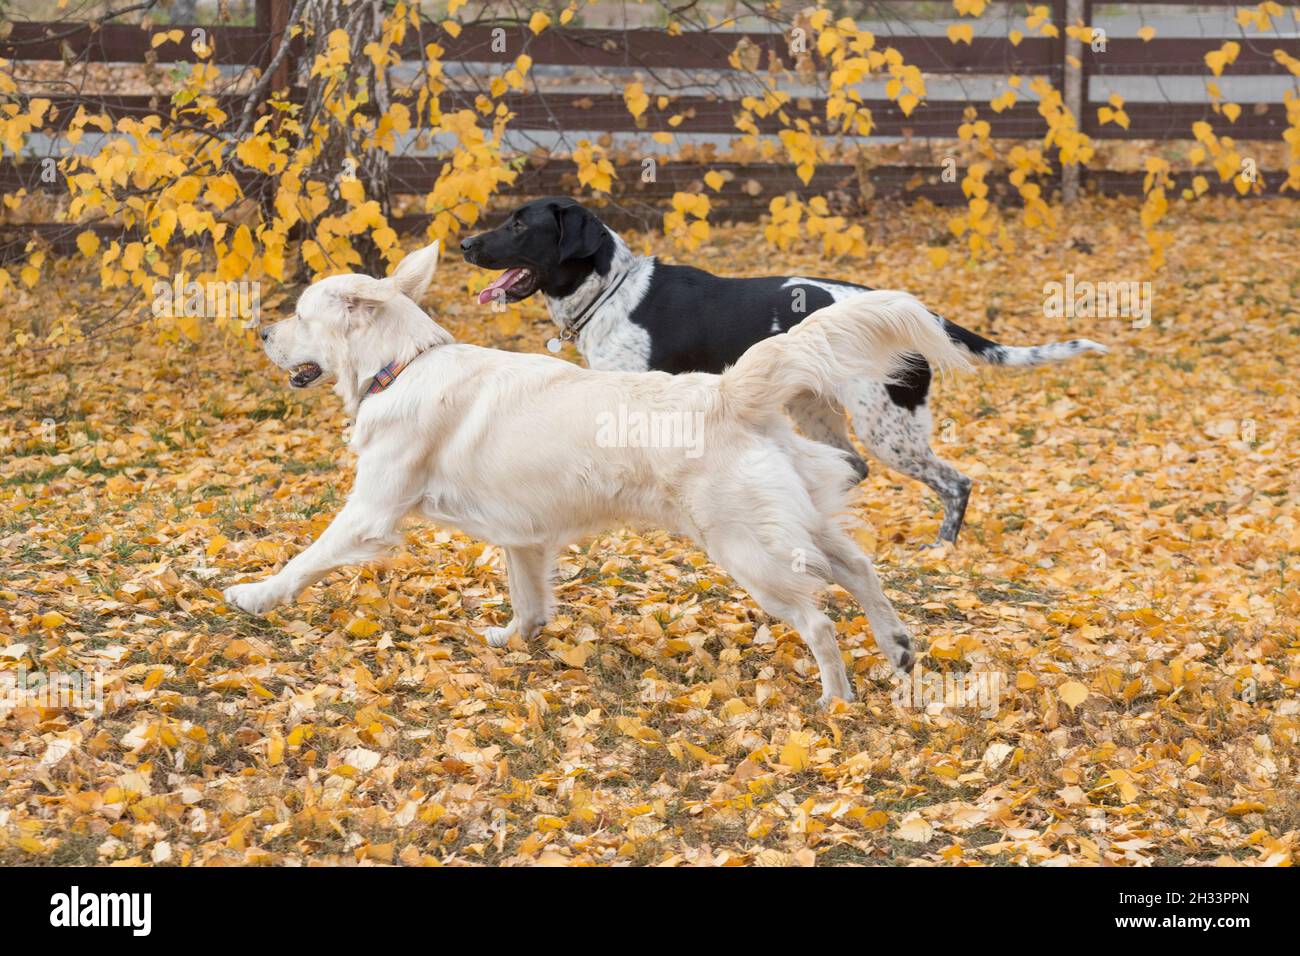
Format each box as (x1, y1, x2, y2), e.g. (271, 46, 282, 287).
(477, 267, 526, 304)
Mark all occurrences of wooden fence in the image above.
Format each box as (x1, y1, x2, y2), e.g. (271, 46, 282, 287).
(1, 0, 1296, 253)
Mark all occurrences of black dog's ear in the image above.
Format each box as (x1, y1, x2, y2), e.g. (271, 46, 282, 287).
(556, 204, 607, 262)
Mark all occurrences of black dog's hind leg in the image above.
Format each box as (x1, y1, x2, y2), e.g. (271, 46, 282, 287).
(843, 383, 974, 546)
(785, 393, 869, 486)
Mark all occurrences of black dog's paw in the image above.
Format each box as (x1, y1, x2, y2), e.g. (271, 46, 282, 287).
(844, 454, 869, 487)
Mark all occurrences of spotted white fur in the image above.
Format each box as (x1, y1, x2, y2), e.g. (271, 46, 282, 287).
(545, 231, 653, 371)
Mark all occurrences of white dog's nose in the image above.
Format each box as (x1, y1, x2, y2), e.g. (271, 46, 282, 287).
(259, 326, 270, 342)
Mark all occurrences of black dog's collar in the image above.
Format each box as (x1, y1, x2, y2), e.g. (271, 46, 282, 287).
(560, 267, 631, 342)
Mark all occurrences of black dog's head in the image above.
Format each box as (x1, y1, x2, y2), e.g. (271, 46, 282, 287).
(460, 198, 614, 304)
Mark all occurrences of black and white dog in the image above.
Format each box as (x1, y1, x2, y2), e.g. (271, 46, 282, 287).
(460, 198, 1107, 544)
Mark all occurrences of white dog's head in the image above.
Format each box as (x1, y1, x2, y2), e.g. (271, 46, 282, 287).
(260, 241, 451, 413)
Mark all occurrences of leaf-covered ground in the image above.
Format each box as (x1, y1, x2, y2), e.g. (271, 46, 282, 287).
(1, 197, 1297, 866)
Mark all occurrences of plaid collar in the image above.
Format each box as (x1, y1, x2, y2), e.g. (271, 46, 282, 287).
(364, 357, 414, 399)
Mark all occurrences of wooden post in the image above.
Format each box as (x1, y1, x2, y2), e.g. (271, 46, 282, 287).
(256, 0, 293, 95)
(1061, 0, 1085, 204)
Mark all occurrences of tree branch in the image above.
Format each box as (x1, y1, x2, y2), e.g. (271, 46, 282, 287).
(234, 0, 309, 141)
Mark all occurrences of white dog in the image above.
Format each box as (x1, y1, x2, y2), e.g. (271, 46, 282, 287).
(223, 242, 970, 707)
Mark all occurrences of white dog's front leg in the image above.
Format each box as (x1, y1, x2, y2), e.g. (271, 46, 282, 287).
(482, 545, 553, 647)
(482, 618, 519, 649)
(223, 579, 288, 616)
(224, 500, 401, 615)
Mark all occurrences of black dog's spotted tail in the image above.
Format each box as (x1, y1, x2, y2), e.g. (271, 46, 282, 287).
(941, 318, 1108, 367)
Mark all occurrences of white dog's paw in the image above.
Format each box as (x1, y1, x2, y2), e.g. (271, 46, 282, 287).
(223, 582, 281, 616)
(483, 625, 514, 648)
(884, 627, 918, 677)
(818, 689, 855, 711)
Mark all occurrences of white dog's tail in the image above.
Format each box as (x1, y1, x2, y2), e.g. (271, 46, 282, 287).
(722, 290, 972, 423)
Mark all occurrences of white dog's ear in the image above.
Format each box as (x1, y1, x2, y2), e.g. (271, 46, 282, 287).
(336, 275, 394, 325)
(389, 241, 440, 302)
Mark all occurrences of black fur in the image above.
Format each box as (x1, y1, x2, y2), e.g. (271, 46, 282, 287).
(461, 197, 614, 302)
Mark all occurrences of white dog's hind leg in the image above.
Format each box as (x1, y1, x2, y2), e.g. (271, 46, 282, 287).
(484, 545, 553, 648)
(819, 528, 917, 675)
(790, 602, 854, 708)
(760, 592, 854, 709)
(705, 529, 853, 708)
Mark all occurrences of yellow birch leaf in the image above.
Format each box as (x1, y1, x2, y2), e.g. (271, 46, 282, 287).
(624, 82, 649, 119)
(895, 817, 934, 843)
(149, 209, 177, 247)
(76, 230, 100, 257)
(346, 618, 381, 638)
(779, 732, 811, 770)
(947, 23, 974, 44)
(1059, 680, 1088, 708)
